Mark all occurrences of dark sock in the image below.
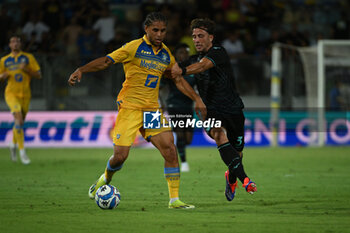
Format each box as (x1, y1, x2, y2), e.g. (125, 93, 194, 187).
(218, 142, 247, 183)
(177, 138, 186, 163)
(235, 157, 247, 183)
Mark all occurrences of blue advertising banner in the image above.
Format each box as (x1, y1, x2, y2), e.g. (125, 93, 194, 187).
(0, 111, 349, 147)
(190, 111, 350, 146)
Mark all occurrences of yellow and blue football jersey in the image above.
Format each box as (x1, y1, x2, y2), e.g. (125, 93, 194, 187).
(107, 35, 175, 109)
(0, 51, 41, 98)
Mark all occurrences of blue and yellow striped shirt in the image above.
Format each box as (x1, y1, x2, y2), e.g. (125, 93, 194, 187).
(0, 51, 40, 98)
(107, 35, 175, 109)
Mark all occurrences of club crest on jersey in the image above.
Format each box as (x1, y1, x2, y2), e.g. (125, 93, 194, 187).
(20, 57, 27, 64)
(5, 61, 13, 66)
(161, 53, 167, 62)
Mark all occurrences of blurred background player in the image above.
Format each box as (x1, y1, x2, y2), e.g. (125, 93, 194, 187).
(171, 18, 257, 201)
(160, 43, 196, 172)
(0, 36, 42, 164)
(68, 12, 206, 209)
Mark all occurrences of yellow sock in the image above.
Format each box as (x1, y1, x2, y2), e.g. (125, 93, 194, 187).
(13, 126, 24, 150)
(104, 168, 117, 183)
(164, 167, 180, 199)
(12, 131, 17, 144)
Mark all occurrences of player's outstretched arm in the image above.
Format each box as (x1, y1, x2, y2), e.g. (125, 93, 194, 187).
(68, 56, 113, 86)
(171, 57, 214, 77)
(172, 75, 207, 120)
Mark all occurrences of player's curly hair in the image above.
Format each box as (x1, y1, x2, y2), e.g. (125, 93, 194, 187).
(190, 18, 216, 35)
(143, 12, 168, 27)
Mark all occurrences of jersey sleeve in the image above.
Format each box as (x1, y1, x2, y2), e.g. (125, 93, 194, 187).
(204, 46, 227, 66)
(28, 54, 41, 72)
(167, 52, 176, 69)
(106, 40, 138, 64)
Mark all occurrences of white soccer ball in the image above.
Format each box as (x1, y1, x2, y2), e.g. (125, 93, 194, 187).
(95, 184, 121, 209)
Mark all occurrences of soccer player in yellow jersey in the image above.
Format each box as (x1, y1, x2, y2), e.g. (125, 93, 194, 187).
(0, 36, 42, 164)
(68, 12, 206, 209)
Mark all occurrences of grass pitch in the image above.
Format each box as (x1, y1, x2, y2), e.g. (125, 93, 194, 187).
(0, 147, 349, 233)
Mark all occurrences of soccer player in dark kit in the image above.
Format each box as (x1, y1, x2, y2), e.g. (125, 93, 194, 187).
(171, 18, 257, 201)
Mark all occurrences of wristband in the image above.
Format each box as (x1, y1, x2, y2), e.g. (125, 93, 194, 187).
(181, 66, 187, 76)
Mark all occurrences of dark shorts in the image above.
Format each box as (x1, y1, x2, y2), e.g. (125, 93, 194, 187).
(205, 110, 245, 152)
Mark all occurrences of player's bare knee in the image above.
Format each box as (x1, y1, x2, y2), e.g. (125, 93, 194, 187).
(13, 112, 24, 126)
(162, 143, 178, 163)
(211, 129, 227, 145)
(165, 143, 177, 156)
